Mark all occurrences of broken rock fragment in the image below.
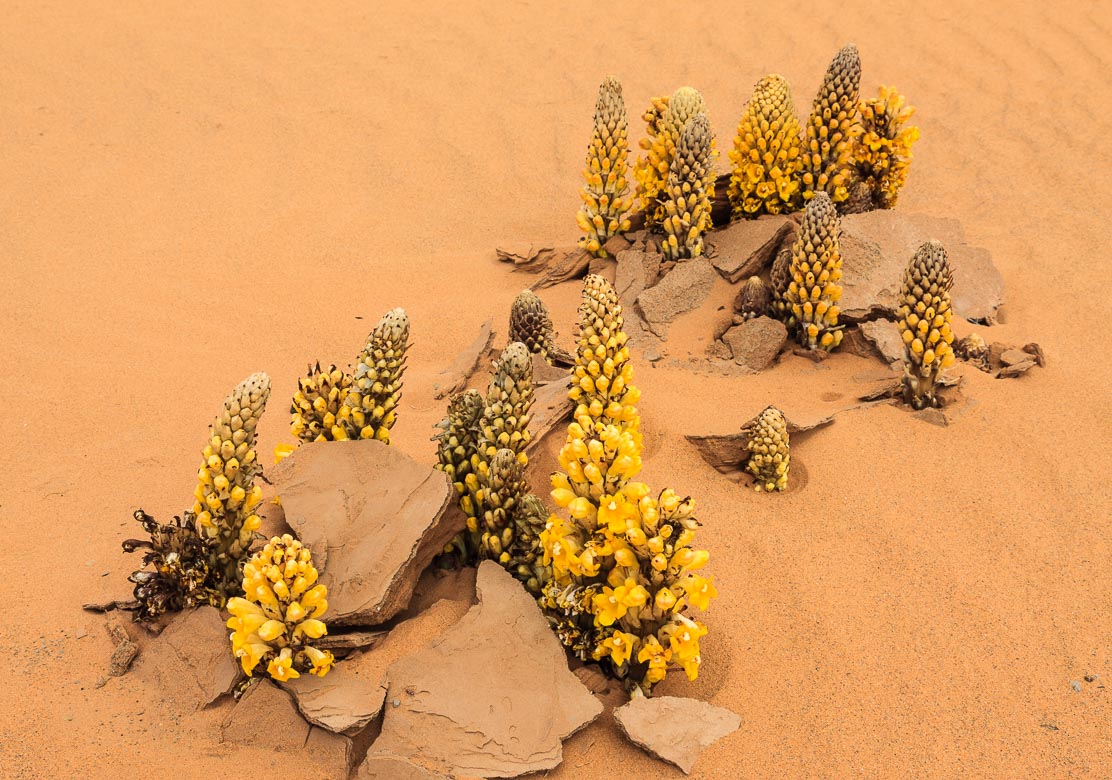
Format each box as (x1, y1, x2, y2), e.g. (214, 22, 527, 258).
(361, 562, 601, 778)
(839, 211, 1004, 324)
(131, 606, 240, 708)
(636, 257, 717, 336)
(270, 440, 458, 626)
(283, 599, 472, 735)
(613, 695, 741, 774)
(720, 316, 787, 372)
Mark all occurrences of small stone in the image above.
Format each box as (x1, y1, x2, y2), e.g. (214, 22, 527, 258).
(720, 316, 788, 372)
(108, 640, 138, 677)
(1000, 348, 1031, 367)
(613, 695, 741, 775)
(912, 407, 949, 427)
(858, 319, 905, 365)
(636, 257, 717, 336)
(1070, 680, 1082, 692)
(1084, 674, 1098, 682)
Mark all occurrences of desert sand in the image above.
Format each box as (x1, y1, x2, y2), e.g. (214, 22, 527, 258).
(2, 1, 1110, 777)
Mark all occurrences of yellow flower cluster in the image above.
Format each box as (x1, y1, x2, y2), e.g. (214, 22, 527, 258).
(727, 74, 804, 218)
(193, 372, 270, 594)
(802, 44, 861, 205)
(227, 534, 334, 682)
(898, 241, 955, 409)
(634, 87, 711, 232)
(848, 86, 920, 211)
(290, 362, 353, 443)
(539, 275, 716, 694)
(780, 192, 844, 351)
(577, 77, 632, 257)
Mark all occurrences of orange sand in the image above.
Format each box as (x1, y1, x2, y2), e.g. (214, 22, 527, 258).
(2, 1, 1109, 777)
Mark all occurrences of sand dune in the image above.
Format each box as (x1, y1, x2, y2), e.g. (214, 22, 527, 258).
(1, 1, 1109, 777)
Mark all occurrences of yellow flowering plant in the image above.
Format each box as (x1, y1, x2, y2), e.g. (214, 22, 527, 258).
(226, 534, 334, 682)
(539, 275, 716, 695)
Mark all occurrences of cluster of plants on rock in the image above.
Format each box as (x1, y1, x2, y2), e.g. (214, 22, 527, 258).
(575, 46, 920, 257)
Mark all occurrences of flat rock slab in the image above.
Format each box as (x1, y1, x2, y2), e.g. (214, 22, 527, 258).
(636, 257, 717, 336)
(708, 215, 794, 282)
(222, 680, 352, 772)
(721, 316, 788, 372)
(613, 695, 741, 775)
(131, 606, 239, 709)
(858, 319, 905, 365)
(270, 440, 458, 626)
(361, 562, 602, 778)
(839, 211, 1004, 324)
(284, 599, 471, 735)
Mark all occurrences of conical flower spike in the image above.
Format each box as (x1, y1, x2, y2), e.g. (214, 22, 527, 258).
(635, 87, 710, 231)
(802, 44, 861, 205)
(509, 290, 575, 366)
(290, 362, 353, 443)
(577, 77, 632, 257)
(747, 406, 790, 492)
(477, 341, 535, 464)
(660, 113, 715, 262)
(434, 389, 486, 513)
(897, 241, 955, 409)
(227, 534, 334, 680)
(343, 308, 410, 444)
(478, 448, 529, 564)
(736, 276, 771, 320)
(846, 85, 920, 212)
(192, 372, 271, 596)
(769, 246, 793, 322)
(727, 75, 805, 218)
(782, 193, 844, 351)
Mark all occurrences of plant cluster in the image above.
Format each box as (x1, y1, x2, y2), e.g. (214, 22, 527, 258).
(226, 534, 334, 681)
(727, 74, 805, 218)
(847, 86, 920, 212)
(510, 290, 574, 366)
(633, 86, 714, 233)
(538, 275, 716, 695)
(435, 341, 547, 592)
(660, 113, 716, 261)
